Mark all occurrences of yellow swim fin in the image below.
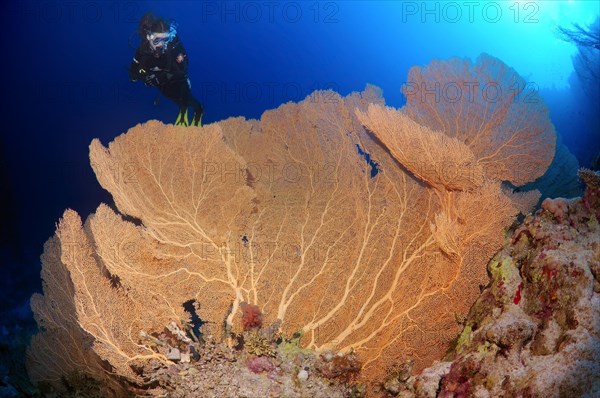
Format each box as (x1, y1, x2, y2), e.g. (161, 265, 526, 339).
(191, 112, 203, 127)
(175, 109, 189, 126)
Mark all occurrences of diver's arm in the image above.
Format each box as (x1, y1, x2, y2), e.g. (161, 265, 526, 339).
(129, 56, 162, 86)
(169, 36, 189, 78)
(129, 47, 146, 82)
(129, 58, 142, 81)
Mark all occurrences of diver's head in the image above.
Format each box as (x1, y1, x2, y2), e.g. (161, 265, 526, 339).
(147, 30, 174, 54)
(138, 12, 176, 55)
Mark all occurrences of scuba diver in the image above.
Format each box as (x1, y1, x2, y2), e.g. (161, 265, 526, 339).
(129, 12, 203, 127)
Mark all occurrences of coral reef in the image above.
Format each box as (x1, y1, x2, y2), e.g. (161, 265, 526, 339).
(139, 325, 361, 397)
(390, 170, 600, 397)
(27, 54, 556, 396)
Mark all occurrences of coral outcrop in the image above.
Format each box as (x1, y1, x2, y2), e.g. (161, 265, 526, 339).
(391, 170, 600, 397)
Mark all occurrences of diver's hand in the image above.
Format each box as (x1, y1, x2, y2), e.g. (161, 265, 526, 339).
(129, 67, 145, 83)
(143, 73, 160, 86)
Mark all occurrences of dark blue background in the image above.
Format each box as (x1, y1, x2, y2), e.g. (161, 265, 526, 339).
(1, 0, 598, 327)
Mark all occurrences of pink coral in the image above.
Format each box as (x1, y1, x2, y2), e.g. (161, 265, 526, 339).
(247, 356, 275, 374)
(541, 198, 569, 224)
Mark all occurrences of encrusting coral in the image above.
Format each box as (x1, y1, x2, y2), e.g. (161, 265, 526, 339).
(26, 54, 556, 396)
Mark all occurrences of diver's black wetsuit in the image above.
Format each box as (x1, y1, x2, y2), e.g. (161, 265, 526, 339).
(129, 35, 203, 121)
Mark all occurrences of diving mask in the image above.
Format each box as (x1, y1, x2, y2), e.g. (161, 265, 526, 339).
(147, 32, 171, 52)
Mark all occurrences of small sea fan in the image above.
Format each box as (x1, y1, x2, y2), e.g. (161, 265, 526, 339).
(240, 302, 263, 331)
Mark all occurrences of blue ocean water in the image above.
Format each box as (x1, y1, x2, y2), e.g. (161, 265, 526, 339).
(0, 0, 598, 374)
